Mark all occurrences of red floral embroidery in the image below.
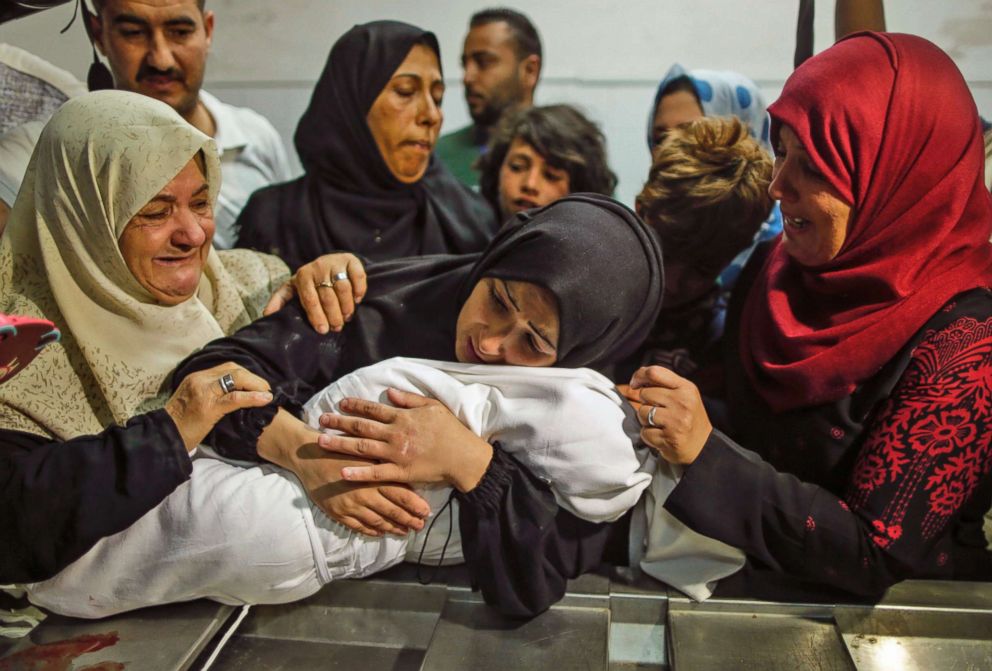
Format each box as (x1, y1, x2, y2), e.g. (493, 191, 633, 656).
(838, 500, 850, 512)
(830, 426, 845, 440)
(937, 552, 949, 566)
(909, 410, 975, 455)
(848, 316, 992, 549)
(806, 516, 816, 531)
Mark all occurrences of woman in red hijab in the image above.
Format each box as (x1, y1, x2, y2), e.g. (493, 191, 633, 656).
(628, 32, 992, 597)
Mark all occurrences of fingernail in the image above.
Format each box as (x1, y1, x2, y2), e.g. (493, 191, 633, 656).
(259, 392, 273, 401)
(340, 398, 354, 410)
(317, 325, 329, 335)
(341, 467, 354, 479)
(317, 434, 331, 448)
(344, 313, 352, 322)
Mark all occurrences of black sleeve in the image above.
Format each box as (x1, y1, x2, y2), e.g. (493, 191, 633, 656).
(667, 306, 992, 596)
(0, 409, 191, 584)
(456, 445, 617, 618)
(171, 299, 344, 461)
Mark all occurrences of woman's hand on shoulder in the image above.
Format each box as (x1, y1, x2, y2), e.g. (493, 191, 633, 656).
(263, 252, 367, 334)
(624, 366, 712, 465)
(165, 363, 274, 452)
(318, 389, 495, 493)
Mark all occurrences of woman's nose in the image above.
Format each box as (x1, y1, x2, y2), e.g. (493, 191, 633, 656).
(768, 163, 793, 203)
(171, 209, 207, 248)
(477, 332, 503, 357)
(419, 95, 442, 127)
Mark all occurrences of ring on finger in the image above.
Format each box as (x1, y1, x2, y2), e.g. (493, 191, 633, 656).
(647, 405, 659, 428)
(218, 372, 236, 394)
(332, 271, 349, 283)
(316, 280, 335, 289)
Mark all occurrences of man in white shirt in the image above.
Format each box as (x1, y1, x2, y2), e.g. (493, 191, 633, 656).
(1, 0, 291, 248)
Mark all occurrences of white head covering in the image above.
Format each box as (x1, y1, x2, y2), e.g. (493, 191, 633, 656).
(0, 90, 287, 438)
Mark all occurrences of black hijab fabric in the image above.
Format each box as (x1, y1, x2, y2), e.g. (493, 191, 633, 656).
(235, 20, 498, 270)
(338, 194, 665, 375)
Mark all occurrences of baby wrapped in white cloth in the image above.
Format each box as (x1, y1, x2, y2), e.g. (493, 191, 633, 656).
(26, 357, 742, 618)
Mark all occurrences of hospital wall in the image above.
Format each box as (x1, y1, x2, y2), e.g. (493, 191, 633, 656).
(2, 0, 990, 205)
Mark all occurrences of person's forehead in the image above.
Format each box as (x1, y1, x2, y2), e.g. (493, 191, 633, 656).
(100, 0, 202, 21)
(507, 136, 538, 156)
(463, 21, 516, 55)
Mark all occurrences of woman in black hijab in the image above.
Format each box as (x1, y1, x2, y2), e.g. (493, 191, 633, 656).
(176, 194, 663, 616)
(236, 21, 498, 270)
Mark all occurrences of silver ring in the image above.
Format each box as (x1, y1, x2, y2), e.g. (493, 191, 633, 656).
(332, 271, 349, 283)
(218, 373, 236, 394)
(646, 405, 659, 428)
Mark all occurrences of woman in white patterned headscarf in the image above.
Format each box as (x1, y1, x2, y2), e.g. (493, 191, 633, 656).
(0, 90, 287, 584)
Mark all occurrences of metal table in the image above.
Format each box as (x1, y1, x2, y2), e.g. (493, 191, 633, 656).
(3, 567, 991, 670)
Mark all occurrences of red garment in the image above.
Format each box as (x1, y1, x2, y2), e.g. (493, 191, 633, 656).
(741, 32, 992, 412)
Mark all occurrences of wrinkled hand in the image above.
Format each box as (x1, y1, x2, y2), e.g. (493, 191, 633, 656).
(624, 366, 712, 465)
(317, 389, 494, 493)
(165, 362, 273, 452)
(290, 440, 430, 537)
(263, 252, 367, 334)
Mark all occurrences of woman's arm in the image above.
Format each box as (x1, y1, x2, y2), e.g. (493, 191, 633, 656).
(321, 389, 618, 617)
(171, 302, 430, 534)
(456, 445, 619, 618)
(0, 410, 190, 584)
(636, 312, 992, 595)
(171, 298, 342, 460)
(1, 363, 274, 583)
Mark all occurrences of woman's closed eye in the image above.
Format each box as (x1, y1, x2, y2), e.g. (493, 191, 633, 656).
(135, 206, 170, 221)
(489, 282, 509, 313)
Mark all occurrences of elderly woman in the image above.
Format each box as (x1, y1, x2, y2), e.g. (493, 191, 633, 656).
(236, 21, 498, 271)
(630, 33, 992, 597)
(476, 105, 617, 221)
(0, 90, 286, 583)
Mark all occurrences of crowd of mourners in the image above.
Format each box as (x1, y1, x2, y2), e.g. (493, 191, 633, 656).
(1, 0, 991, 627)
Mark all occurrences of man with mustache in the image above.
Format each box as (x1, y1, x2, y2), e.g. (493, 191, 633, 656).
(435, 8, 542, 190)
(83, 0, 291, 248)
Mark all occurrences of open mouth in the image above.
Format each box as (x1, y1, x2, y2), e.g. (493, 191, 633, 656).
(783, 214, 810, 231)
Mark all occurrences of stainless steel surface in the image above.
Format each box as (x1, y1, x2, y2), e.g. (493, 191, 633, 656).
(667, 600, 854, 671)
(0, 600, 233, 671)
(9, 572, 992, 670)
(205, 579, 447, 671)
(609, 595, 668, 670)
(835, 607, 992, 671)
(420, 594, 610, 670)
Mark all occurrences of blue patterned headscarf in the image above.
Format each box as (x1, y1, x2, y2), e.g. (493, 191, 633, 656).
(647, 63, 771, 153)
